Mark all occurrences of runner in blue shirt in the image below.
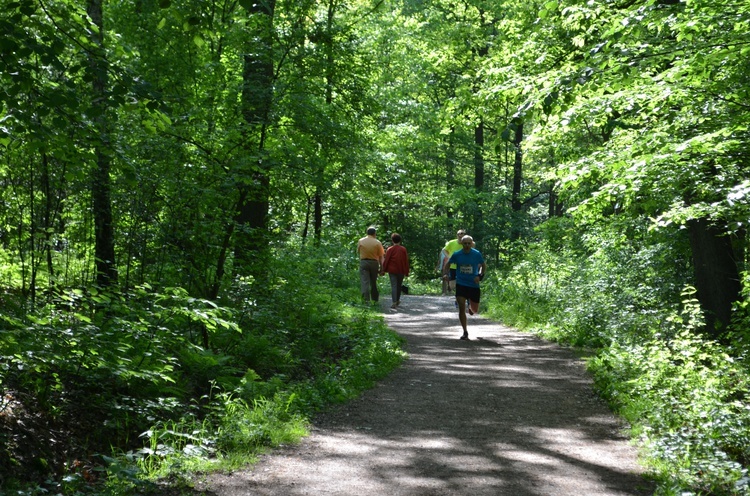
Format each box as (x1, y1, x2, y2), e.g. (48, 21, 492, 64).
(443, 235, 487, 340)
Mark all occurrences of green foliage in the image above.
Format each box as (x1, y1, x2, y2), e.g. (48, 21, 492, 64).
(487, 218, 689, 346)
(482, 241, 560, 331)
(590, 332, 750, 494)
(0, 247, 405, 494)
(214, 395, 307, 457)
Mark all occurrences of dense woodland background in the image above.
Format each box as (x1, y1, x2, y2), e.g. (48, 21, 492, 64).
(2, 0, 750, 494)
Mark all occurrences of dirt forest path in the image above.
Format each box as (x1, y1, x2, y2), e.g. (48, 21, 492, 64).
(201, 295, 653, 496)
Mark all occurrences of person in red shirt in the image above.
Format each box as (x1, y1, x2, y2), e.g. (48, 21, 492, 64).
(381, 232, 410, 308)
(357, 226, 385, 303)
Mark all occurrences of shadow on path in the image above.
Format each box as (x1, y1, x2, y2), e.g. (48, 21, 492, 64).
(203, 295, 653, 496)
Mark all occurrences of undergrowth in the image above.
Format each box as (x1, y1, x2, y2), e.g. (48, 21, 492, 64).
(0, 246, 406, 495)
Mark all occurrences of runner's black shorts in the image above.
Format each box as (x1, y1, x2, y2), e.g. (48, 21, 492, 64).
(455, 284, 480, 303)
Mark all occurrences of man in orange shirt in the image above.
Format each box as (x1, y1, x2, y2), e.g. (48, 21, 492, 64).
(357, 226, 385, 304)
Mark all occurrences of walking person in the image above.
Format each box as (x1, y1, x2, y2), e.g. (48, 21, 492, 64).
(437, 249, 449, 296)
(381, 233, 409, 308)
(357, 226, 385, 304)
(443, 235, 486, 340)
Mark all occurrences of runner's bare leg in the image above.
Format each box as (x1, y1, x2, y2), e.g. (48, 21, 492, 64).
(456, 296, 468, 338)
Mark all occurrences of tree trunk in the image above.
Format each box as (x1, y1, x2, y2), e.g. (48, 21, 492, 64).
(445, 126, 456, 229)
(510, 119, 524, 240)
(312, 0, 336, 247)
(29, 156, 37, 305)
(234, 173, 270, 270)
(473, 119, 484, 242)
(687, 217, 741, 337)
(234, 0, 276, 271)
(314, 188, 322, 246)
(42, 153, 55, 288)
(511, 120, 523, 212)
(87, 0, 117, 287)
(209, 220, 235, 300)
(548, 180, 563, 218)
(302, 190, 311, 243)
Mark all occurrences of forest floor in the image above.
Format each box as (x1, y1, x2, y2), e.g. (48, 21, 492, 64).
(194, 294, 655, 496)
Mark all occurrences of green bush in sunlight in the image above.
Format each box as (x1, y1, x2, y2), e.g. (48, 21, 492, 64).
(214, 395, 308, 458)
(485, 220, 688, 347)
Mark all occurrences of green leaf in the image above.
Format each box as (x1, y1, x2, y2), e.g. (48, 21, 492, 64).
(19, 1, 35, 16)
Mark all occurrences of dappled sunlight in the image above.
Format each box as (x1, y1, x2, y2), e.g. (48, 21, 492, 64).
(299, 295, 644, 494)
(372, 295, 644, 494)
(275, 414, 642, 496)
(209, 295, 648, 495)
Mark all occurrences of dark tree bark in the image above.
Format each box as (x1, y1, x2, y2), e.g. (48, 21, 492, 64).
(548, 181, 557, 219)
(29, 157, 37, 304)
(208, 221, 235, 300)
(687, 217, 742, 337)
(510, 119, 524, 240)
(314, 189, 322, 246)
(42, 153, 54, 286)
(511, 120, 523, 212)
(313, 0, 336, 247)
(235, 0, 276, 271)
(474, 122, 485, 192)
(87, 0, 117, 287)
(473, 119, 485, 242)
(548, 180, 563, 218)
(445, 126, 456, 230)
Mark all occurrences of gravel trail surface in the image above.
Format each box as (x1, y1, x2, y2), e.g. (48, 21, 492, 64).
(200, 295, 653, 495)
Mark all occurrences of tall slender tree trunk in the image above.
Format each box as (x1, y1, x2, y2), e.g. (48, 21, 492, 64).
(548, 180, 563, 218)
(471, 18, 489, 243)
(511, 120, 523, 212)
(510, 119, 524, 240)
(87, 0, 117, 287)
(29, 157, 37, 304)
(445, 126, 456, 230)
(301, 191, 312, 243)
(311, 0, 337, 247)
(687, 217, 741, 337)
(313, 190, 322, 245)
(473, 119, 484, 243)
(209, 220, 235, 300)
(41, 153, 55, 287)
(235, 0, 276, 272)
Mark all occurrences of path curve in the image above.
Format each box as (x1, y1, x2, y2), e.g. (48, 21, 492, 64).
(202, 295, 653, 495)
